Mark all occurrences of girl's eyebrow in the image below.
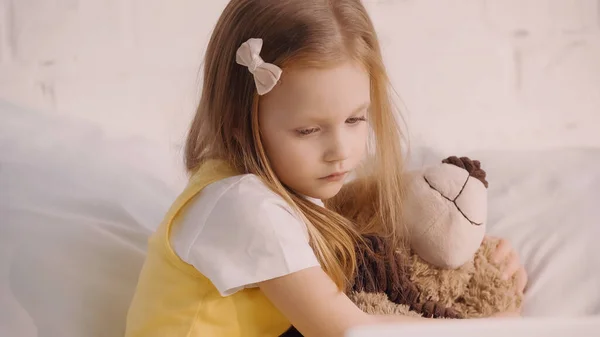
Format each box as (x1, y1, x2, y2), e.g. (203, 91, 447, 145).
(301, 101, 371, 124)
(350, 102, 371, 115)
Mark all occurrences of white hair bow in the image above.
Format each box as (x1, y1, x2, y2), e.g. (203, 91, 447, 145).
(236, 38, 282, 95)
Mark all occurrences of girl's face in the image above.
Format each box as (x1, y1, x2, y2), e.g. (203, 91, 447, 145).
(258, 61, 370, 200)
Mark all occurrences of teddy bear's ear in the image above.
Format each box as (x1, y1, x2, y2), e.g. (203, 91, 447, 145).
(442, 156, 489, 188)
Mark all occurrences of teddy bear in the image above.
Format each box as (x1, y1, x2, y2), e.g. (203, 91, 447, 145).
(280, 156, 523, 336)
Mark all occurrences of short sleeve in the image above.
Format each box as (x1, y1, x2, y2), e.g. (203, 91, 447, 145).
(172, 176, 321, 296)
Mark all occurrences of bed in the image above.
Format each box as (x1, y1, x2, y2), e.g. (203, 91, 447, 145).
(1, 99, 600, 336)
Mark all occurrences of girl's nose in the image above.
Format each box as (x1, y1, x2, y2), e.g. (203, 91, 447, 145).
(323, 129, 350, 163)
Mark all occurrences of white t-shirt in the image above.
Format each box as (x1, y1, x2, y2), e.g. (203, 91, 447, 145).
(171, 174, 322, 297)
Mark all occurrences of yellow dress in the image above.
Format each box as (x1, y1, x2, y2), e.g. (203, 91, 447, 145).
(124, 160, 295, 337)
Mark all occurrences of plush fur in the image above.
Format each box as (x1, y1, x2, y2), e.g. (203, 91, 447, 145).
(344, 238, 522, 321)
(409, 236, 522, 318)
(349, 291, 421, 317)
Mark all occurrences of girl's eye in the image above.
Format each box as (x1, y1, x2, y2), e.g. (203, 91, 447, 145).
(297, 127, 320, 136)
(346, 116, 367, 124)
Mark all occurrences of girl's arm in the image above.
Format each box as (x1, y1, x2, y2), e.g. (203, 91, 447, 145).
(259, 266, 432, 337)
(260, 265, 518, 337)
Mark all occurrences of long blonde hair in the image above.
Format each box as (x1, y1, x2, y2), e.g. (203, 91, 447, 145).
(185, 0, 406, 290)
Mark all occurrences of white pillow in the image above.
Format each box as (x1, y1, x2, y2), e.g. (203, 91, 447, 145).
(471, 149, 600, 317)
(0, 100, 184, 337)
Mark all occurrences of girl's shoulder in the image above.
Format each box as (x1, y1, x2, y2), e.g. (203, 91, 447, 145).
(193, 173, 324, 222)
(171, 173, 321, 296)
(178, 173, 304, 237)
(200, 173, 292, 212)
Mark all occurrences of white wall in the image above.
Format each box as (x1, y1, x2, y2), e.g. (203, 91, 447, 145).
(1, 0, 599, 156)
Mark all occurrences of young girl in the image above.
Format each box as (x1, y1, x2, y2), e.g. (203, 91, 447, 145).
(125, 1, 527, 336)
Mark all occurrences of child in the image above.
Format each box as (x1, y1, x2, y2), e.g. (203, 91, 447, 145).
(125, 1, 527, 336)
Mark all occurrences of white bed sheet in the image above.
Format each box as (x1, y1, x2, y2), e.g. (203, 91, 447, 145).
(1, 100, 599, 337)
(472, 148, 600, 316)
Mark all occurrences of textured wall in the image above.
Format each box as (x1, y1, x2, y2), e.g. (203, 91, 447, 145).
(1, 0, 599, 155)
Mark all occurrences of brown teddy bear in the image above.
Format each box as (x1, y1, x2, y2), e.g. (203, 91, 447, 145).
(349, 156, 522, 318)
(280, 156, 522, 336)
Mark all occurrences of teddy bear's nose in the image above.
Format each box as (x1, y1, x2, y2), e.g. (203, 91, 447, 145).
(424, 175, 483, 226)
(423, 162, 488, 227)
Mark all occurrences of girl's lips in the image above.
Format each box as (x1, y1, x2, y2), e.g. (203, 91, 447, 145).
(320, 171, 348, 181)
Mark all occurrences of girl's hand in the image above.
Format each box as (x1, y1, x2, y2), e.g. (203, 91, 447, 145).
(489, 236, 528, 294)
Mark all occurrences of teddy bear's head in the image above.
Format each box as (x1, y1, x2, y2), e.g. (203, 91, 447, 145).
(402, 156, 489, 269)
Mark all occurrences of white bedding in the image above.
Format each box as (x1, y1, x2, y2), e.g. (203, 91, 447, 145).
(0, 101, 184, 337)
(472, 148, 600, 316)
(1, 101, 599, 337)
